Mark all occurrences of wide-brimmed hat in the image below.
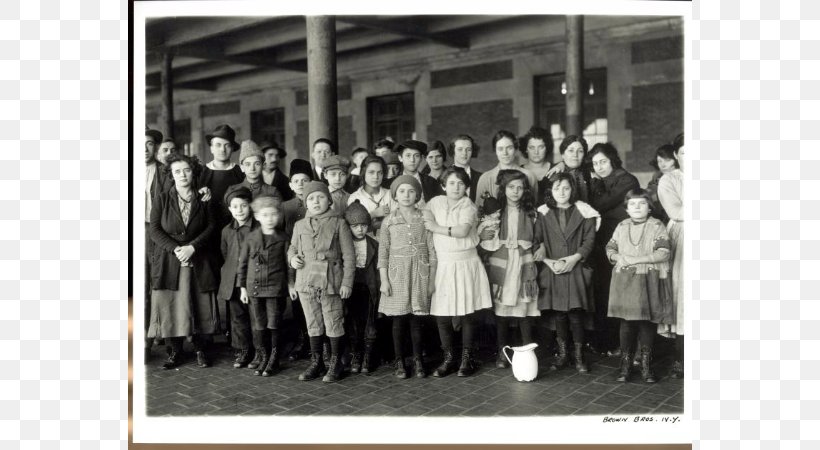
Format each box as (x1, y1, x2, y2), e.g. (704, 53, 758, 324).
(205, 124, 240, 152)
(396, 139, 428, 156)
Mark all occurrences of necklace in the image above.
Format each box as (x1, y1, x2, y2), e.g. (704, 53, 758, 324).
(628, 221, 647, 247)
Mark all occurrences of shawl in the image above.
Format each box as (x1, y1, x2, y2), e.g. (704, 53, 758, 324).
(482, 207, 538, 306)
(537, 200, 602, 231)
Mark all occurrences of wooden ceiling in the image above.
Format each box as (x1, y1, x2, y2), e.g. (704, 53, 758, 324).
(144, 15, 518, 91)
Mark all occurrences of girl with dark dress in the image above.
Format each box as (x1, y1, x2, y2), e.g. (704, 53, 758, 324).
(533, 173, 600, 373)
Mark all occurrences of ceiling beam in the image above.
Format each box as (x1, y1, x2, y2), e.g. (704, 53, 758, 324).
(171, 45, 307, 72)
(147, 17, 278, 51)
(336, 16, 469, 49)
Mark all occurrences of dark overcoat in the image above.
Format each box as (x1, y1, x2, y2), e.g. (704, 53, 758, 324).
(534, 205, 597, 312)
(149, 186, 219, 293)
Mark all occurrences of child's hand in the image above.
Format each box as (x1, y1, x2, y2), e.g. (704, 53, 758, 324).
(288, 286, 299, 301)
(427, 278, 436, 297)
(380, 280, 392, 297)
(240, 288, 249, 304)
(381, 204, 391, 215)
(557, 254, 581, 274)
(543, 258, 561, 275)
(478, 227, 496, 241)
(290, 255, 305, 269)
(340, 286, 352, 299)
(198, 186, 212, 202)
(620, 255, 636, 267)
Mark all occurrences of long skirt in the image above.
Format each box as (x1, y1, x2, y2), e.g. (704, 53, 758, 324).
(659, 221, 684, 337)
(147, 266, 220, 339)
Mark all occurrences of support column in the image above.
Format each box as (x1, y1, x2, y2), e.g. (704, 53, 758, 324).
(306, 16, 338, 154)
(161, 51, 174, 140)
(565, 16, 583, 137)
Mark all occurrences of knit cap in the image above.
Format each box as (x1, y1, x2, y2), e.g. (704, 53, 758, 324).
(238, 139, 263, 164)
(302, 180, 331, 201)
(344, 199, 371, 227)
(390, 175, 423, 203)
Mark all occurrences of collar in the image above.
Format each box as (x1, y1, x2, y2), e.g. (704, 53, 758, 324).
(454, 164, 471, 176)
(207, 161, 236, 170)
(231, 217, 256, 230)
(359, 186, 387, 202)
(307, 208, 340, 220)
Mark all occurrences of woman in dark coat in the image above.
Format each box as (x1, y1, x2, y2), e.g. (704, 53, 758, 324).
(587, 143, 640, 356)
(149, 153, 221, 370)
(534, 172, 599, 373)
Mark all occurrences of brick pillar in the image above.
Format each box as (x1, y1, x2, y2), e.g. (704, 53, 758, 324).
(306, 16, 338, 151)
(565, 16, 583, 136)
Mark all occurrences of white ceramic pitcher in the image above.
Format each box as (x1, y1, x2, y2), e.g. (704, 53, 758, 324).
(502, 343, 539, 382)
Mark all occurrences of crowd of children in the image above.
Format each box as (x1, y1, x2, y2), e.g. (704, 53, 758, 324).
(145, 123, 685, 385)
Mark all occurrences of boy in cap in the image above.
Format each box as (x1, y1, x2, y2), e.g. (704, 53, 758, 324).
(227, 140, 283, 201)
(323, 155, 351, 216)
(288, 181, 355, 383)
(281, 158, 313, 361)
(218, 185, 258, 369)
(343, 200, 381, 374)
(238, 194, 291, 376)
(380, 151, 402, 189)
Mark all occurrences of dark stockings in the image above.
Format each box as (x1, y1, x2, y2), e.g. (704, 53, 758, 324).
(555, 310, 585, 344)
(392, 314, 423, 359)
(618, 320, 655, 354)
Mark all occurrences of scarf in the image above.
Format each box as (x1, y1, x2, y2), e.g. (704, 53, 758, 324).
(484, 207, 538, 306)
(303, 207, 343, 302)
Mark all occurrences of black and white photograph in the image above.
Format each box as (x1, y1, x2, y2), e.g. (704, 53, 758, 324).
(133, 1, 689, 445)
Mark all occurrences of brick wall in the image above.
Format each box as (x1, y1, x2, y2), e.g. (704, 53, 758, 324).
(427, 99, 519, 172)
(625, 81, 683, 172)
(430, 60, 513, 89)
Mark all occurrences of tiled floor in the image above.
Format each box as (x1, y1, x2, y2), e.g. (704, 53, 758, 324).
(144, 338, 683, 417)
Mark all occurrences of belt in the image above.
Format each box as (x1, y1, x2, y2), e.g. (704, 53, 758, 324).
(303, 251, 340, 262)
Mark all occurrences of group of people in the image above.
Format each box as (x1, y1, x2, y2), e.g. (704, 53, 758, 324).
(143, 123, 685, 385)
